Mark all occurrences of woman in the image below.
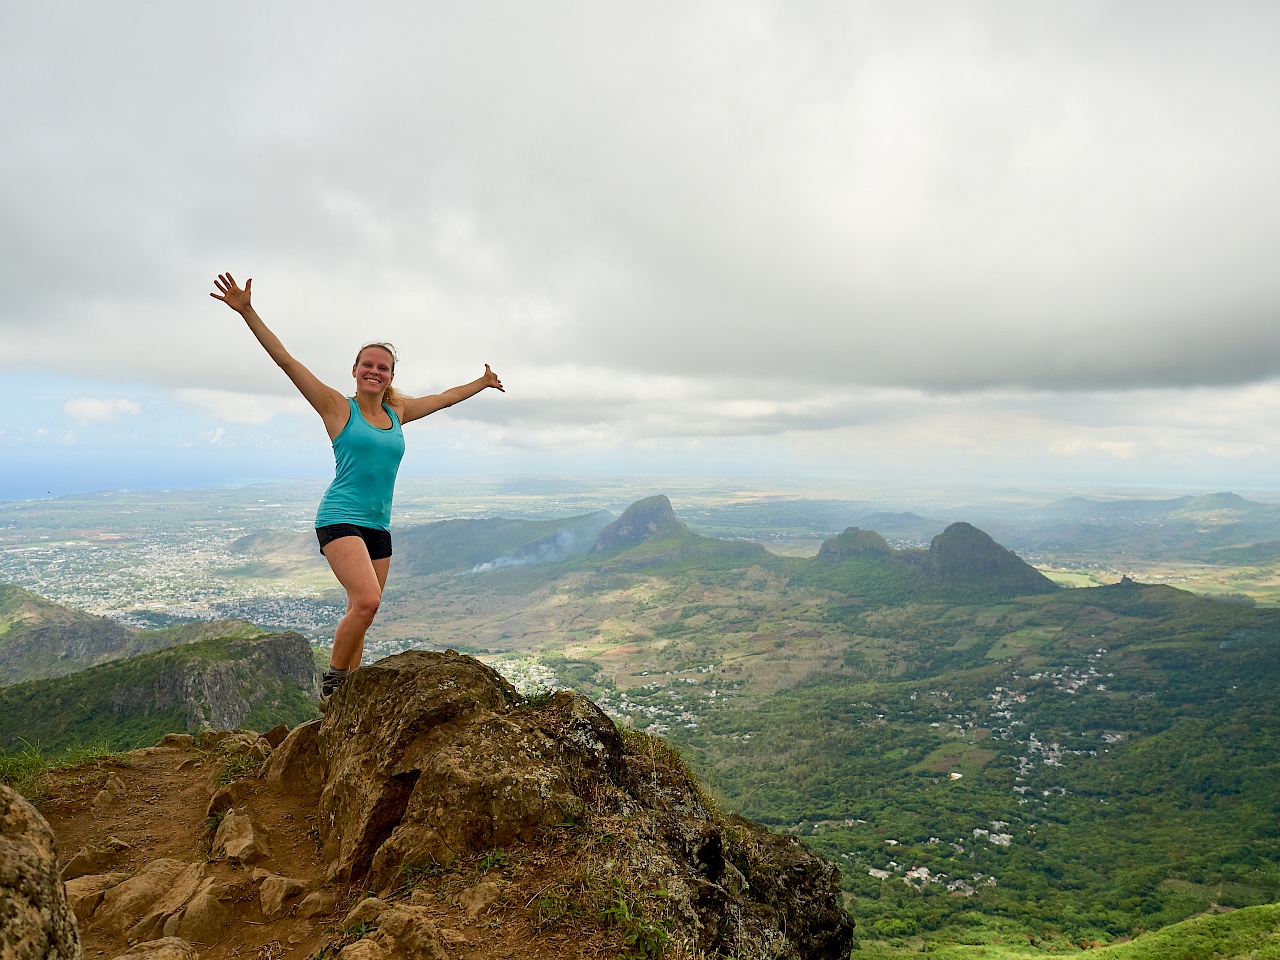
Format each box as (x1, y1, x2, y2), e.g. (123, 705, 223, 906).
(210, 273, 504, 709)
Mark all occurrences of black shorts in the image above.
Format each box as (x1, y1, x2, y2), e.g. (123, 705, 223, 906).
(315, 523, 393, 560)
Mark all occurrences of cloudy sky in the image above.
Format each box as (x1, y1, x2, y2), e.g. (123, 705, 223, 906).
(4, 2, 1280, 501)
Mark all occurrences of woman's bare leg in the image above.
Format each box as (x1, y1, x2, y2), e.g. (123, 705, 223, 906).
(322, 536, 392, 673)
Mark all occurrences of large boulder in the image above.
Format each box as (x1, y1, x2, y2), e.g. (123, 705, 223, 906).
(316, 650, 612, 887)
(307, 649, 854, 959)
(0, 784, 83, 960)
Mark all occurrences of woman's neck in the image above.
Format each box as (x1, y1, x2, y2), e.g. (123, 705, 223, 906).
(354, 392, 386, 415)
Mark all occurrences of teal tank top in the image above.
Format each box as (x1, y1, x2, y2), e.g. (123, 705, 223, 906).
(315, 398, 405, 531)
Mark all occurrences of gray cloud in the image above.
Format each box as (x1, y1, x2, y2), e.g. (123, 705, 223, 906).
(3, 0, 1280, 408)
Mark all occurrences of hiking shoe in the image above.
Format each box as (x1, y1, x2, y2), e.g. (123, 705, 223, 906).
(319, 672, 345, 713)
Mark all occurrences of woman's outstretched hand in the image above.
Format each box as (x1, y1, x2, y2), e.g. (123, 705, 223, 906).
(210, 273, 252, 313)
(482, 363, 505, 392)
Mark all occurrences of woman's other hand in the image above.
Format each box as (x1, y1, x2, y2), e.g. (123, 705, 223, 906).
(482, 363, 505, 392)
(210, 273, 252, 313)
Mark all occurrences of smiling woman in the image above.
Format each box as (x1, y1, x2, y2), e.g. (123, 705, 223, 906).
(210, 272, 505, 709)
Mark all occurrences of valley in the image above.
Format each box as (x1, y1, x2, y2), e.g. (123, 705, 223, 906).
(5, 479, 1280, 953)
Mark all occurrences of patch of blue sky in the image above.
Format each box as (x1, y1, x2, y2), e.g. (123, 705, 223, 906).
(0, 372, 331, 501)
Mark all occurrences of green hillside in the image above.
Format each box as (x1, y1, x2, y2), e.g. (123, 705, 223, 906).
(0, 582, 267, 686)
(611, 581, 1280, 946)
(395, 511, 614, 575)
(0, 630, 320, 754)
(439, 503, 1280, 947)
(0, 582, 134, 684)
(856, 901, 1280, 958)
(1210, 539, 1280, 564)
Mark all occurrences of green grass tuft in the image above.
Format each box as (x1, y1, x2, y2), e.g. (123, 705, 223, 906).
(0, 739, 130, 802)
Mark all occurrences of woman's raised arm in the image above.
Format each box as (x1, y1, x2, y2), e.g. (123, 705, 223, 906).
(396, 364, 504, 425)
(211, 273, 349, 436)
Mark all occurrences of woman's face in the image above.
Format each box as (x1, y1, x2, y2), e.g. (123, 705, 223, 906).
(353, 347, 395, 396)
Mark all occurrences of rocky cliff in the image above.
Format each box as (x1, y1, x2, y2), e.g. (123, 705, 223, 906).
(0, 632, 320, 753)
(31, 650, 854, 960)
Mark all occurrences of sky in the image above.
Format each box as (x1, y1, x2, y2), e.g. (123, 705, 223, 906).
(4, 2, 1280, 501)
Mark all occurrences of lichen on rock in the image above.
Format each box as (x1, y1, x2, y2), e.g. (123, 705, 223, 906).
(0, 783, 83, 960)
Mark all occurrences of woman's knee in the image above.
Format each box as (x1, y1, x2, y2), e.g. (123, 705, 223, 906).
(347, 592, 381, 624)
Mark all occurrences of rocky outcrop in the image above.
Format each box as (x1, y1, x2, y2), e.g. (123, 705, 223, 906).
(593, 495, 685, 552)
(62, 836, 131, 881)
(314, 651, 571, 887)
(60, 649, 852, 959)
(0, 783, 83, 959)
(300, 649, 854, 959)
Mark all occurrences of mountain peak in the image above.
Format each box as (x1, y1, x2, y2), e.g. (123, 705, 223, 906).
(923, 522, 1056, 594)
(818, 527, 893, 559)
(593, 495, 686, 552)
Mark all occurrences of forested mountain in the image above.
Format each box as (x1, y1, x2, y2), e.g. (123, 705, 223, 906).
(0, 581, 266, 687)
(797, 522, 1056, 602)
(0, 630, 319, 752)
(0, 582, 134, 685)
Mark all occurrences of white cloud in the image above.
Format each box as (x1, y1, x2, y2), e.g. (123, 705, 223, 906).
(3, 3, 1280, 398)
(175, 389, 311, 424)
(61, 396, 142, 425)
(3, 4, 1280, 489)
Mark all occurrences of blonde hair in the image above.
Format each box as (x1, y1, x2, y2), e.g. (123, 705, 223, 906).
(354, 342, 403, 405)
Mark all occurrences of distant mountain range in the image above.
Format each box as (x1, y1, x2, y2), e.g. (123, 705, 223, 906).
(1034, 491, 1275, 521)
(811, 522, 1056, 600)
(971, 492, 1280, 561)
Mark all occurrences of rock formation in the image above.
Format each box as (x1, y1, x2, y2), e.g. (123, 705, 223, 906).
(44, 649, 854, 959)
(0, 783, 83, 959)
(590, 496, 765, 571)
(302, 649, 852, 958)
(0, 583, 134, 686)
(815, 521, 1056, 598)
